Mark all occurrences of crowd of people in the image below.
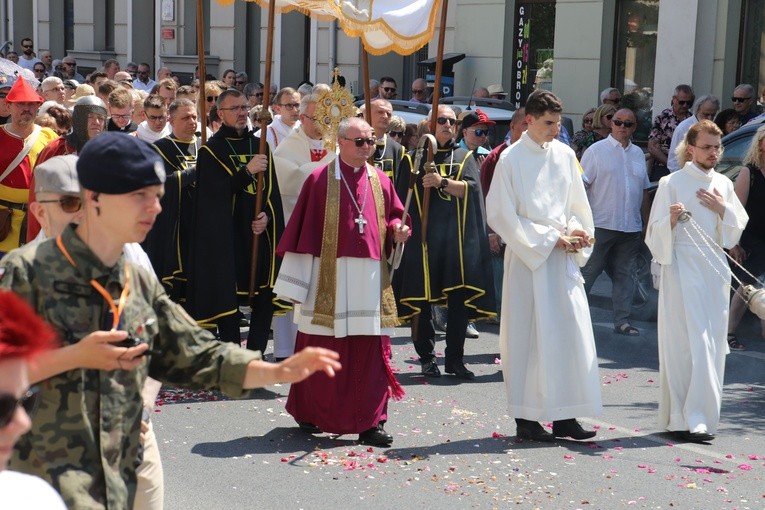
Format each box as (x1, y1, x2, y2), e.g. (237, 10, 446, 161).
(0, 39, 762, 508)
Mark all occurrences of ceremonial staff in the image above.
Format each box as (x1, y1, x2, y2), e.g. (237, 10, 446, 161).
(248, 0, 277, 299)
(390, 134, 437, 280)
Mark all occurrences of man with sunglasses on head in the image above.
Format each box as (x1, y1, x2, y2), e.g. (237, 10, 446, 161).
(580, 108, 651, 337)
(0, 290, 66, 509)
(395, 105, 496, 381)
(648, 84, 694, 180)
(189, 89, 286, 357)
(256, 86, 300, 149)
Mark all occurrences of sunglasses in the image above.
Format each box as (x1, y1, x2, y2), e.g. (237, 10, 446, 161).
(676, 100, 693, 107)
(604, 114, 614, 120)
(437, 117, 456, 126)
(236, 81, 245, 85)
(22, 45, 33, 49)
(470, 128, 490, 137)
(411, 89, 425, 95)
(344, 136, 376, 147)
(63, 62, 76, 66)
(382, 87, 397, 93)
(0, 388, 40, 428)
(731, 97, 752, 103)
(34, 68, 45, 73)
(389, 130, 404, 138)
(583, 118, 594, 124)
(612, 119, 635, 128)
(206, 95, 218, 103)
(38, 195, 82, 213)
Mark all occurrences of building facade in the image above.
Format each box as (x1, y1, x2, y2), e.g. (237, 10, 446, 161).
(2, 1, 763, 131)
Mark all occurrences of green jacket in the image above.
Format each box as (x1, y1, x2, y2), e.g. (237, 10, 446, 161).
(0, 224, 260, 510)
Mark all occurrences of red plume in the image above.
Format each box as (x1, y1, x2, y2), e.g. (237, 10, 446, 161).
(0, 290, 57, 359)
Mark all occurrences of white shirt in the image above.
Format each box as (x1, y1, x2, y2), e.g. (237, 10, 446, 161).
(0, 470, 66, 509)
(18, 55, 42, 71)
(581, 135, 650, 233)
(667, 114, 698, 172)
(132, 77, 156, 93)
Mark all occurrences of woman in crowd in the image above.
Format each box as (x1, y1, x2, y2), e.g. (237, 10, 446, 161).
(571, 107, 597, 159)
(727, 125, 765, 350)
(714, 108, 742, 136)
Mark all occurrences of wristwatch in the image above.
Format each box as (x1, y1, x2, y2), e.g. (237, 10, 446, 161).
(439, 177, 449, 190)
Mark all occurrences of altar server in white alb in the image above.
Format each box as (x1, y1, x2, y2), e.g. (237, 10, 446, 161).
(646, 120, 748, 443)
(486, 89, 602, 442)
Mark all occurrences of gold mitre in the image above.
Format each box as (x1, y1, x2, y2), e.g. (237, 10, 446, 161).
(313, 68, 358, 151)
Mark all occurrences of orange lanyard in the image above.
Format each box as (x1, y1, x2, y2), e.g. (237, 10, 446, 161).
(56, 235, 130, 330)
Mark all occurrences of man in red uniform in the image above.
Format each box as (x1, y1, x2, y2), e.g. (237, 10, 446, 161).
(0, 76, 57, 255)
(274, 116, 410, 447)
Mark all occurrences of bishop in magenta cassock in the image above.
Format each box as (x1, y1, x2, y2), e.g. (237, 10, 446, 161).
(273, 117, 410, 447)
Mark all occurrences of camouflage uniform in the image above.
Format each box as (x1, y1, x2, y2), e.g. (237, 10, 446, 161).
(0, 225, 260, 509)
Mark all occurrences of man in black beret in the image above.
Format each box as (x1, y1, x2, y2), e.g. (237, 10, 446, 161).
(0, 131, 341, 508)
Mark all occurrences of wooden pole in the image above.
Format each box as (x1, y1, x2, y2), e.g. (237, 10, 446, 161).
(420, 0, 448, 243)
(248, 0, 276, 299)
(196, 0, 207, 144)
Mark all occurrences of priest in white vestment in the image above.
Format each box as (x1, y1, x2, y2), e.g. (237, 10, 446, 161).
(486, 89, 602, 442)
(271, 91, 336, 360)
(646, 120, 748, 443)
(255, 87, 300, 150)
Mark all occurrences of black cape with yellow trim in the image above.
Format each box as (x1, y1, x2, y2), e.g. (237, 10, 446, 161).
(394, 139, 496, 321)
(186, 124, 288, 329)
(144, 135, 197, 302)
(373, 133, 405, 185)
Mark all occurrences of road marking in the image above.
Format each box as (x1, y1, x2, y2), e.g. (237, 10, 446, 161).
(581, 418, 739, 464)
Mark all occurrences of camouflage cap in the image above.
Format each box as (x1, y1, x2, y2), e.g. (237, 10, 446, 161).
(34, 155, 81, 195)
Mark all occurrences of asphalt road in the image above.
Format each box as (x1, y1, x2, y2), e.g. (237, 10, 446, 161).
(155, 277, 765, 509)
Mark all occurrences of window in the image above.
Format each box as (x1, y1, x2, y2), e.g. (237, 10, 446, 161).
(739, 0, 765, 103)
(612, 0, 659, 144)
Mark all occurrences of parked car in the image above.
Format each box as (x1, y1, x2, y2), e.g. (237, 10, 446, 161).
(719, 117, 765, 181)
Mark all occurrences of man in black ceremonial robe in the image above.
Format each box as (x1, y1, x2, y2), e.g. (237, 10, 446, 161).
(146, 98, 200, 301)
(395, 104, 496, 381)
(187, 89, 287, 353)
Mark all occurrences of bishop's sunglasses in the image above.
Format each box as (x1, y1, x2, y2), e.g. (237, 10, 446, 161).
(344, 137, 376, 147)
(0, 388, 40, 428)
(37, 195, 82, 213)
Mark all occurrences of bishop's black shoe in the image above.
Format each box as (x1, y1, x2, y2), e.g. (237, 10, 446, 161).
(515, 419, 555, 442)
(444, 361, 475, 380)
(552, 419, 597, 440)
(297, 422, 321, 434)
(673, 430, 715, 443)
(358, 424, 393, 447)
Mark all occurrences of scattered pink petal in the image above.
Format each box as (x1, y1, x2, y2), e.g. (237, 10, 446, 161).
(725, 454, 734, 459)
(647, 468, 657, 473)
(602, 455, 613, 459)
(637, 464, 646, 469)
(564, 455, 574, 459)
(491, 432, 505, 438)
(674, 458, 681, 462)
(738, 464, 753, 471)
(647, 379, 655, 383)
(748, 455, 759, 460)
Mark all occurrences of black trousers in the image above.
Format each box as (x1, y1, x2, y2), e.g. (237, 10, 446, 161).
(215, 291, 274, 354)
(413, 289, 469, 365)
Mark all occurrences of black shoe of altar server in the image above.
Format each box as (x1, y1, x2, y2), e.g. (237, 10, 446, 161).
(673, 430, 715, 443)
(552, 419, 597, 440)
(515, 419, 555, 442)
(358, 424, 393, 447)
